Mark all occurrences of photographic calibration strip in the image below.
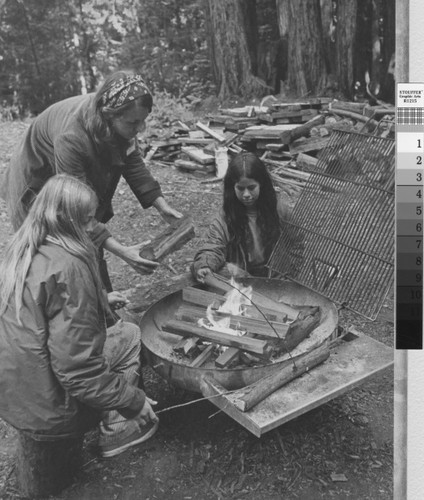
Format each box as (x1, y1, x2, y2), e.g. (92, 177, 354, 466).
(396, 83, 424, 349)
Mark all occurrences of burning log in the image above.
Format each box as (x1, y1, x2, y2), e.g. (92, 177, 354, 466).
(163, 319, 273, 357)
(203, 273, 300, 320)
(139, 216, 195, 262)
(175, 302, 290, 338)
(182, 287, 288, 323)
(271, 306, 321, 355)
(228, 343, 330, 412)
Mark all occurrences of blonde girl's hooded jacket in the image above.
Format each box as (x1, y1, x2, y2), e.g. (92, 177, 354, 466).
(0, 242, 145, 440)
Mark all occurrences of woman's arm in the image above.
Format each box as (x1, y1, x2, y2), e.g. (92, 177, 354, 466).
(103, 236, 158, 274)
(122, 145, 182, 221)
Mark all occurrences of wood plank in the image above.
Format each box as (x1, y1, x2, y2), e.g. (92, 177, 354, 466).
(203, 273, 299, 320)
(328, 107, 379, 127)
(189, 344, 215, 367)
(182, 287, 226, 308)
(329, 101, 367, 113)
(200, 375, 264, 436)
(162, 319, 272, 357)
(195, 121, 243, 153)
(181, 146, 215, 165)
(289, 136, 330, 155)
(201, 330, 393, 437)
(295, 152, 318, 169)
(139, 217, 195, 262)
(175, 303, 290, 338)
(182, 287, 289, 323)
(175, 159, 215, 173)
(280, 114, 326, 145)
(176, 137, 215, 145)
(215, 347, 240, 368)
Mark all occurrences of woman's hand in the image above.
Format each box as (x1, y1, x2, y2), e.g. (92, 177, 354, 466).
(153, 196, 183, 224)
(120, 243, 159, 275)
(138, 397, 159, 426)
(107, 291, 129, 310)
(196, 266, 212, 283)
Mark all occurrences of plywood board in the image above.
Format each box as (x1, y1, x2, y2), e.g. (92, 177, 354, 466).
(201, 331, 393, 437)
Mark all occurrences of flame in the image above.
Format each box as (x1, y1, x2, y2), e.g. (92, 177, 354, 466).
(198, 278, 252, 338)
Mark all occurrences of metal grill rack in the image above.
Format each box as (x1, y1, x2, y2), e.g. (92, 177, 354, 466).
(268, 128, 395, 320)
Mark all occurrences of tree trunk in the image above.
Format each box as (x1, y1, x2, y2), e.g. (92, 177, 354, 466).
(241, 0, 258, 75)
(319, 0, 334, 76)
(379, 0, 395, 102)
(287, 0, 327, 96)
(204, 0, 264, 99)
(16, 432, 83, 498)
(334, 0, 358, 98)
(353, 0, 373, 98)
(276, 0, 289, 38)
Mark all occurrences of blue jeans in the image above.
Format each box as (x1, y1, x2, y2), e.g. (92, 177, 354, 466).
(99, 320, 144, 446)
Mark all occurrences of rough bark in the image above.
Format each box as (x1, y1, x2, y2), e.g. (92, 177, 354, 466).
(204, 0, 265, 99)
(241, 0, 258, 75)
(16, 433, 83, 498)
(287, 0, 327, 96)
(379, 0, 395, 102)
(276, 0, 289, 38)
(334, 0, 358, 98)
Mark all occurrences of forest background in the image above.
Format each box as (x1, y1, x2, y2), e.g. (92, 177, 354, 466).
(0, 0, 395, 118)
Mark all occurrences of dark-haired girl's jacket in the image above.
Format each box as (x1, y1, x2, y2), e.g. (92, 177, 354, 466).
(0, 242, 145, 440)
(0, 93, 162, 242)
(192, 198, 303, 278)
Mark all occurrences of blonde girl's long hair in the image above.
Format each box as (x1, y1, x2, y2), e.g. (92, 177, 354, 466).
(0, 174, 105, 321)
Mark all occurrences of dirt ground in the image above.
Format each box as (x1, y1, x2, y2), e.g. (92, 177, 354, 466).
(0, 120, 394, 499)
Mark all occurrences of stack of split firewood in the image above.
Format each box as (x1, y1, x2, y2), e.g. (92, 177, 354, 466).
(144, 98, 394, 182)
(161, 273, 321, 369)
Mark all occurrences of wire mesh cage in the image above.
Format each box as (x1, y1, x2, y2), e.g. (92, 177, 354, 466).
(268, 128, 395, 320)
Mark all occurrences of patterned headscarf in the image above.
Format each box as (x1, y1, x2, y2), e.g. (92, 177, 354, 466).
(101, 74, 151, 109)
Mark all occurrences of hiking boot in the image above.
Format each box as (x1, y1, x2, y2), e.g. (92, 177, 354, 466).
(100, 420, 159, 458)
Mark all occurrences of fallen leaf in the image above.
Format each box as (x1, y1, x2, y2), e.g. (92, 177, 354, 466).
(331, 473, 348, 482)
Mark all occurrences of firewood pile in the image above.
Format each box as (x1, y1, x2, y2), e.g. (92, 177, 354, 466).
(161, 273, 321, 369)
(144, 98, 395, 199)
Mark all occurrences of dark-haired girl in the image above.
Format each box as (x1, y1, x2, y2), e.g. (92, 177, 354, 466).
(192, 152, 302, 280)
(0, 70, 181, 291)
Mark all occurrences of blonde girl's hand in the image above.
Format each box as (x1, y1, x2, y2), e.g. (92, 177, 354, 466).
(138, 398, 159, 426)
(196, 267, 212, 283)
(107, 291, 129, 310)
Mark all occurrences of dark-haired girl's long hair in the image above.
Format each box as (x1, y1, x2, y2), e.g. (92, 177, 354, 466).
(223, 152, 281, 265)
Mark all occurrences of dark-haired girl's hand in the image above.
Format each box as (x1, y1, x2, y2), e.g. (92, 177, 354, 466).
(196, 267, 212, 283)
